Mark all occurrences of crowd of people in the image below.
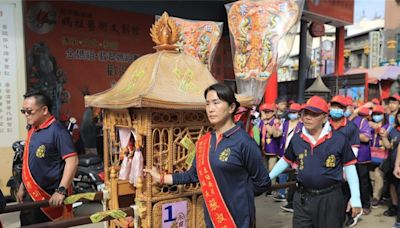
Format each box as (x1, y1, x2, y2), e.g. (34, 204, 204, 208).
(7, 84, 400, 228)
(146, 83, 399, 228)
(247, 93, 400, 227)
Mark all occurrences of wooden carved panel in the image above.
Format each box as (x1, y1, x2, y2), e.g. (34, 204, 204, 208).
(195, 195, 206, 228)
(151, 111, 180, 125)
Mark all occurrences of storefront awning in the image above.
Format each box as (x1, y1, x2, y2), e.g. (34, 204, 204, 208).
(345, 66, 400, 84)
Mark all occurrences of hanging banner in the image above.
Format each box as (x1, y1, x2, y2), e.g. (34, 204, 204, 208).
(24, 1, 155, 122)
(0, 3, 19, 147)
(160, 16, 223, 70)
(225, 0, 303, 103)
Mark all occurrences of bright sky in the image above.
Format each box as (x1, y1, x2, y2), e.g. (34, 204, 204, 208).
(354, 0, 386, 22)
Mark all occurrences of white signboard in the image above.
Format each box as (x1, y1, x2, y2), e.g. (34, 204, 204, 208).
(369, 31, 381, 68)
(162, 201, 188, 228)
(0, 3, 19, 146)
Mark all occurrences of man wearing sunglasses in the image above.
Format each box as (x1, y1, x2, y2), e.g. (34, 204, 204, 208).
(17, 90, 78, 225)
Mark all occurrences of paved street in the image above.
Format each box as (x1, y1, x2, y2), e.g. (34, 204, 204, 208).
(0, 196, 396, 227)
(255, 195, 395, 228)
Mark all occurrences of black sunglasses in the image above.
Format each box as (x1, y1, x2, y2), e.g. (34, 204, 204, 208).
(20, 106, 43, 115)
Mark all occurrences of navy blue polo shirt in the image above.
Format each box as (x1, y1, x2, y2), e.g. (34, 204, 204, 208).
(173, 125, 271, 228)
(27, 116, 76, 193)
(284, 130, 356, 189)
(331, 118, 360, 147)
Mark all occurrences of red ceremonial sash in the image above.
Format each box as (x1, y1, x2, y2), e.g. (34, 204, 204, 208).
(196, 132, 236, 228)
(22, 121, 71, 220)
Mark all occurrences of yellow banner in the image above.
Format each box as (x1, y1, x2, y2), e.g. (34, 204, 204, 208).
(90, 209, 127, 223)
(180, 135, 196, 167)
(185, 148, 196, 167)
(180, 135, 195, 150)
(64, 192, 96, 205)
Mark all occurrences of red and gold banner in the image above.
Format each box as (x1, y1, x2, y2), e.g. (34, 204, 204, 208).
(196, 133, 236, 228)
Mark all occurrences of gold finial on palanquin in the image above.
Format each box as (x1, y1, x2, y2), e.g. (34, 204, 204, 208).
(150, 12, 179, 51)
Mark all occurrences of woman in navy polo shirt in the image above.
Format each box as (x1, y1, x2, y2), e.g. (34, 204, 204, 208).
(392, 110, 400, 228)
(144, 83, 271, 228)
(269, 96, 362, 228)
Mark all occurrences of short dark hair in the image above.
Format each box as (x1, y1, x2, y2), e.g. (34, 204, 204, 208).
(23, 90, 53, 113)
(204, 83, 240, 114)
(275, 97, 287, 104)
(389, 97, 400, 103)
(330, 102, 346, 110)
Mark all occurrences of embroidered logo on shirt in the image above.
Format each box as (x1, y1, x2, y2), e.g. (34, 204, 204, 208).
(36, 145, 46, 158)
(219, 148, 231, 162)
(325, 154, 336, 168)
(298, 153, 305, 170)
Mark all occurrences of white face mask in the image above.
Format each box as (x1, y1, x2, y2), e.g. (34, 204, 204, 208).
(372, 114, 384, 123)
(344, 109, 352, 117)
(288, 113, 298, 120)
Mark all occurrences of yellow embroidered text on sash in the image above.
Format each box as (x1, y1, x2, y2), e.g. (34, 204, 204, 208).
(209, 198, 220, 211)
(216, 213, 226, 223)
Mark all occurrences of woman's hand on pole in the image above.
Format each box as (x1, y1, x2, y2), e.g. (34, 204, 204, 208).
(143, 167, 161, 183)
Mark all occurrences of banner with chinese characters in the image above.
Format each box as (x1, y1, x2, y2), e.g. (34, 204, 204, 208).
(369, 31, 381, 68)
(0, 3, 19, 147)
(24, 1, 155, 122)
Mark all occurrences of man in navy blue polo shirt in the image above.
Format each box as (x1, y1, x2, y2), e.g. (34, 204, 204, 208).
(17, 90, 78, 225)
(269, 96, 362, 228)
(329, 95, 366, 226)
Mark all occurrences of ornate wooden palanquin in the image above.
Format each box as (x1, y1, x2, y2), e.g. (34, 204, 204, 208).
(102, 108, 212, 228)
(85, 13, 253, 228)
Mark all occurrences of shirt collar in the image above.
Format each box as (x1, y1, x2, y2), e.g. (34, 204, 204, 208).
(214, 124, 241, 138)
(329, 117, 347, 130)
(33, 115, 55, 131)
(301, 121, 332, 145)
